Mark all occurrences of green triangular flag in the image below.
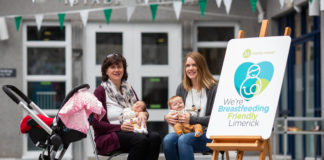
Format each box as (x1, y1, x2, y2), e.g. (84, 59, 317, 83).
(309, 0, 312, 3)
(181, 0, 185, 4)
(14, 16, 22, 31)
(250, 0, 257, 12)
(150, 4, 158, 21)
(104, 9, 112, 24)
(58, 13, 65, 30)
(198, 0, 207, 17)
(107, 0, 111, 2)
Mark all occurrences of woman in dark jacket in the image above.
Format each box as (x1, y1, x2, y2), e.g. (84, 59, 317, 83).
(163, 52, 218, 160)
(92, 53, 161, 160)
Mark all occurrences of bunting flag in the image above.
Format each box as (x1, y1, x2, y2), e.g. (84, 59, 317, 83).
(0, 17, 9, 40)
(250, 0, 257, 12)
(173, 1, 182, 20)
(182, 0, 185, 4)
(224, 0, 232, 14)
(32, 0, 35, 3)
(15, 16, 22, 31)
(309, 0, 319, 16)
(309, 0, 313, 2)
(199, 0, 207, 17)
(279, 0, 284, 8)
(35, 14, 44, 31)
(145, 0, 149, 4)
(127, 7, 135, 22)
(150, 4, 158, 21)
(80, 10, 88, 26)
(216, 0, 222, 8)
(69, 0, 74, 7)
(321, 0, 324, 11)
(104, 9, 112, 24)
(58, 13, 65, 30)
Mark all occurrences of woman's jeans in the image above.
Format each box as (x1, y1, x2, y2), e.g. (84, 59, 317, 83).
(163, 131, 211, 160)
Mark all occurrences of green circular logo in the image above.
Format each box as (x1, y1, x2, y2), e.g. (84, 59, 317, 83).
(243, 49, 251, 58)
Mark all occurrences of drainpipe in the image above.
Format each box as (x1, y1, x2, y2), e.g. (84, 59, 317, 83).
(256, 1, 264, 23)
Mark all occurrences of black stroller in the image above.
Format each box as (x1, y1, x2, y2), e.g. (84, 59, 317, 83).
(2, 84, 101, 160)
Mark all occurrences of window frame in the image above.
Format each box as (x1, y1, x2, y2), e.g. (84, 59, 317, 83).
(194, 22, 239, 80)
(22, 22, 72, 159)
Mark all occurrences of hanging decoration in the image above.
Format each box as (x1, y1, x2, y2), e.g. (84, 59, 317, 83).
(69, 0, 75, 7)
(103, 9, 112, 24)
(182, 0, 185, 4)
(35, 14, 44, 31)
(250, 0, 257, 12)
(14, 16, 22, 31)
(279, 0, 284, 8)
(216, 0, 222, 8)
(223, 0, 232, 14)
(321, 0, 324, 11)
(127, 7, 135, 22)
(150, 4, 158, 21)
(309, 0, 313, 2)
(58, 13, 65, 30)
(198, 0, 207, 17)
(80, 10, 88, 26)
(145, 0, 149, 4)
(173, 1, 182, 20)
(309, 0, 319, 16)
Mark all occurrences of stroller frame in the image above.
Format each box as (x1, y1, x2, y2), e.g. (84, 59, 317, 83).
(2, 84, 99, 160)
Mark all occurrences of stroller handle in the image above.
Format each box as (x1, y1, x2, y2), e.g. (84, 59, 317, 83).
(2, 85, 32, 107)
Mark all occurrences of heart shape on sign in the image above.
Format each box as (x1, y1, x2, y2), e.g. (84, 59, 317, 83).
(234, 61, 274, 101)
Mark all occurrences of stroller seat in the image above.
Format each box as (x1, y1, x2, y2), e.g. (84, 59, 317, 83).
(3, 84, 105, 160)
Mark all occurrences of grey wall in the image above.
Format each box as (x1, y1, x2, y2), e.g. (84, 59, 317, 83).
(0, 19, 23, 157)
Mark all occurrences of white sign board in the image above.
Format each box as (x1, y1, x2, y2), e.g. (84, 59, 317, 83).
(207, 36, 291, 139)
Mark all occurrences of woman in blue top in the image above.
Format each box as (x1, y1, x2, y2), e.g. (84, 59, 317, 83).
(163, 52, 218, 160)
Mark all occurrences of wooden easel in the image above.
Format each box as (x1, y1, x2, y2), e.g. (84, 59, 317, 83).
(206, 20, 291, 160)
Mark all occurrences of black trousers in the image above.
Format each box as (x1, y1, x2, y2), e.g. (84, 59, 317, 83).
(116, 131, 161, 160)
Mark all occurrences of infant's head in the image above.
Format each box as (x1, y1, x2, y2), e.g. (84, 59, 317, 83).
(132, 101, 146, 112)
(168, 96, 184, 111)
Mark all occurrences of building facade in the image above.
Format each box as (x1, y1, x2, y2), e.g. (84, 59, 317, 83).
(0, 0, 322, 159)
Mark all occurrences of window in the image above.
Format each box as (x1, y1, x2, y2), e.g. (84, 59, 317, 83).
(23, 23, 71, 157)
(195, 23, 239, 79)
(142, 33, 168, 65)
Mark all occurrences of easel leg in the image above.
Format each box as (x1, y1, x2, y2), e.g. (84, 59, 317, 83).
(212, 151, 219, 160)
(267, 139, 273, 160)
(226, 151, 230, 160)
(236, 151, 244, 160)
(259, 141, 267, 160)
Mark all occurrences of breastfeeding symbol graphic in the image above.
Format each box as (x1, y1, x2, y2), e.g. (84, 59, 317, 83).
(234, 61, 274, 101)
(240, 64, 262, 101)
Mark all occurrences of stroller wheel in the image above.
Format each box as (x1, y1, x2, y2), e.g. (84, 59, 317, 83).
(39, 154, 58, 160)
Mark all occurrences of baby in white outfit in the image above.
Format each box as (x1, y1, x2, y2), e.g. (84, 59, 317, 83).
(121, 101, 148, 134)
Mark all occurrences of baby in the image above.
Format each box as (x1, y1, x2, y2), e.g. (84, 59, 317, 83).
(121, 100, 148, 134)
(168, 96, 203, 137)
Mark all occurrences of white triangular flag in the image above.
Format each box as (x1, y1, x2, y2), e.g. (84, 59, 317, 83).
(321, 0, 324, 11)
(223, 0, 232, 14)
(0, 17, 9, 40)
(309, 0, 320, 16)
(216, 0, 222, 8)
(173, 2, 182, 20)
(69, 0, 74, 7)
(279, 0, 284, 8)
(80, 10, 89, 26)
(32, 0, 35, 3)
(145, 0, 149, 4)
(127, 7, 135, 22)
(35, 14, 44, 31)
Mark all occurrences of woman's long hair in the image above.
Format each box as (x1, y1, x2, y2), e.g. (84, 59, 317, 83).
(183, 52, 216, 91)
